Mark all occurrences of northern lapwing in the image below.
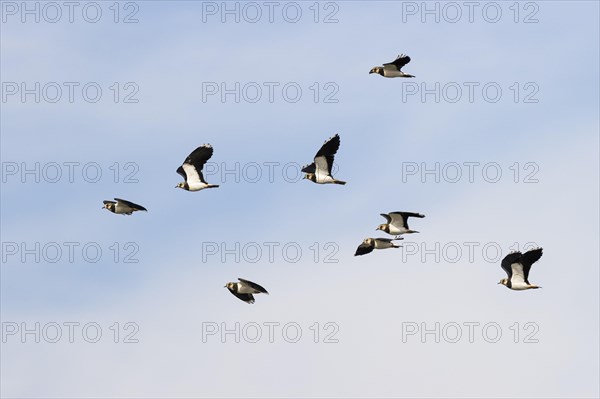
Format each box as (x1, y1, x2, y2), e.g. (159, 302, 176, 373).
(354, 237, 403, 256)
(377, 212, 425, 238)
(176, 144, 219, 191)
(369, 54, 415, 78)
(102, 198, 147, 215)
(499, 248, 543, 290)
(302, 134, 346, 185)
(225, 278, 269, 304)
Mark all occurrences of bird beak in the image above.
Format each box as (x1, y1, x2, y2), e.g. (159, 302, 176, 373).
(174, 185, 178, 188)
(497, 282, 501, 284)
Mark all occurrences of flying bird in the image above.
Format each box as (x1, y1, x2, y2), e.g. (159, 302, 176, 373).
(302, 134, 346, 185)
(176, 144, 219, 191)
(499, 248, 543, 290)
(225, 278, 269, 304)
(102, 198, 147, 215)
(369, 54, 415, 78)
(377, 212, 425, 238)
(354, 237, 403, 256)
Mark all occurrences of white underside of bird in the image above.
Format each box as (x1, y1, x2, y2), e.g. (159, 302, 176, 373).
(386, 226, 411, 235)
(187, 182, 213, 191)
(508, 282, 535, 290)
(315, 171, 336, 184)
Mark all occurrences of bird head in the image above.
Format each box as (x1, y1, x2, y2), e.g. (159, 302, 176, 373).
(369, 67, 381, 75)
(175, 182, 186, 189)
(303, 173, 315, 181)
(225, 282, 234, 290)
(376, 224, 386, 231)
(102, 203, 113, 211)
(498, 279, 509, 286)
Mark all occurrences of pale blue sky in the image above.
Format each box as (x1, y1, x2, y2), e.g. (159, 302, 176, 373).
(1, 1, 599, 398)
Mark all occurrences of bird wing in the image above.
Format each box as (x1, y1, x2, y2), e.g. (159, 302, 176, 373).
(176, 165, 187, 180)
(114, 198, 147, 212)
(510, 262, 527, 285)
(314, 155, 332, 177)
(501, 252, 523, 280)
(354, 241, 374, 256)
(301, 163, 316, 174)
(379, 213, 392, 223)
(389, 212, 425, 228)
(181, 162, 206, 184)
(392, 211, 425, 219)
(313, 134, 340, 176)
(521, 248, 543, 284)
(230, 290, 255, 304)
(238, 278, 269, 294)
(388, 212, 408, 228)
(384, 54, 411, 70)
(179, 144, 213, 183)
(186, 144, 214, 166)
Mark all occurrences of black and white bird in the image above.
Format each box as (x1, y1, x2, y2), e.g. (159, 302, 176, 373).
(499, 248, 543, 290)
(369, 54, 415, 78)
(225, 278, 269, 304)
(377, 212, 425, 238)
(354, 237, 403, 256)
(302, 134, 346, 185)
(175, 144, 219, 191)
(102, 198, 147, 215)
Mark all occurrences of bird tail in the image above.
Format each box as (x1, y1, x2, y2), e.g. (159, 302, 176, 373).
(333, 180, 346, 185)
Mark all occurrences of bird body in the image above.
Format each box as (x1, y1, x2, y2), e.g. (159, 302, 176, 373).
(306, 173, 345, 185)
(176, 144, 219, 191)
(373, 238, 401, 249)
(102, 198, 147, 215)
(354, 237, 403, 256)
(302, 134, 346, 185)
(499, 248, 543, 290)
(225, 278, 269, 304)
(377, 212, 425, 237)
(370, 54, 415, 78)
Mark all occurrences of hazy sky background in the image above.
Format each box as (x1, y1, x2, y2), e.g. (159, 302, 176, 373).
(1, 1, 599, 398)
